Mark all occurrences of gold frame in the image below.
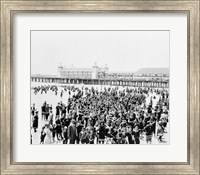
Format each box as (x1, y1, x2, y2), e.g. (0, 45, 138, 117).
(0, 0, 199, 174)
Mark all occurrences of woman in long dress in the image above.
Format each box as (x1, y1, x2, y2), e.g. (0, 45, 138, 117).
(32, 111, 39, 132)
(44, 124, 52, 144)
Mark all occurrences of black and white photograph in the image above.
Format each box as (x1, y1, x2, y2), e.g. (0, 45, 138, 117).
(30, 30, 169, 145)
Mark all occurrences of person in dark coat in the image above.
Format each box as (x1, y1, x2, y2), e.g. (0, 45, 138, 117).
(51, 124, 57, 142)
(41, 102, 46, 120)
(144, 122, 153, 144)
(126, 126, 134, 144)
(55, 117, 63, 141)
(31, 103, 36, 116)
(40, 126, 46, 144)
(98, 122, 106, 144)
(32, 111, 39, 132)
(56, 103, 61, 117)
(132, 125, 140, 144)
(76, 120, 83, 144)
(68, 119, 77, 144)
(63, 126, 68, 144)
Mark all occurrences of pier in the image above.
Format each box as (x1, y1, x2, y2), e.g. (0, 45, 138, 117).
(31, 75, 169, 88)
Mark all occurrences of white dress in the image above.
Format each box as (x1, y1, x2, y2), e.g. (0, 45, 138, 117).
(44, 128, 52, 144)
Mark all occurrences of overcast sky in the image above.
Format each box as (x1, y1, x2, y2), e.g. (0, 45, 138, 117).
(31, 30, 169, 75)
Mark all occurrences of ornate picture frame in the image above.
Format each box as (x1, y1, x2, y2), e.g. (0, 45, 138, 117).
(0, 0, 199, 174)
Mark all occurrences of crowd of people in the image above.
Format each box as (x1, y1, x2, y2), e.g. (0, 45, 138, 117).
(31, 84, 169, 144)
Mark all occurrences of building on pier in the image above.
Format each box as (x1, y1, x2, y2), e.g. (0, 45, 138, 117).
(31, 63, 169, 88)
(58, 63, 109, 80)
(31, 65, 169, 88)
(135, 68, 169, 78)
(57, 63, 169, 81)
